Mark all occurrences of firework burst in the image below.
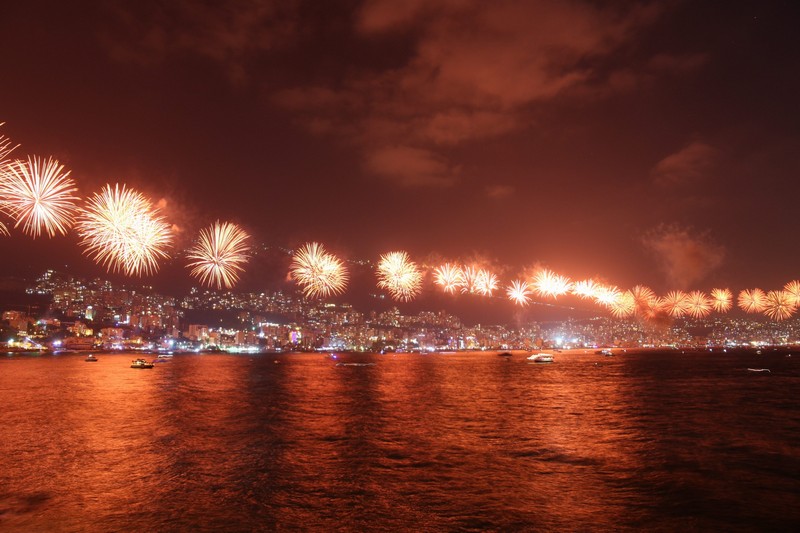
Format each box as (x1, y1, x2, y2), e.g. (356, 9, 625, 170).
(289, 242, 349, 299)
(434, 263, 465, 294)
(572, 279, 600, 299)
(0, 156, 78, 237)
(0, 126, 15, 164)
(660, 291, 691, 317)
(686, 291, 712, 318)
(376, 251, 422, 301)
(630, 285, 659, 316)
(763, 290, 796, 321)
(594, 285, 622, 307)
(186, 221, 251, 289)
(474, 269, 498, 296)
(738, 288, 767, 313)
(783, 280, 800, 307)
(76, 184, 172, 276)
(608, 290, 635, 318)
(507, 279, 532, 306)
(0, 126, 17, 235)
(710, 288, 732, 313)
(460, 266, 480, 294)
(531, 269, 572, 298)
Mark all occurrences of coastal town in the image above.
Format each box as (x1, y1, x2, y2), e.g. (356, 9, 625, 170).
(3, 269, 800, 355)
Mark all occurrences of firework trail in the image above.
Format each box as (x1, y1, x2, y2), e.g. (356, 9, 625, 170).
(763, 290, 796, 321)
(433, 263, 465, 294)
(710, 288, 732, 313)
(187, 221, 251, 289)
(507, 280, 532, 306)
(76, 184, 173, 276)
(738, 288, 767, 313)
(376, 251, 422, 301)
(0, 156, 79, 237)
(290, 242, 349, 298)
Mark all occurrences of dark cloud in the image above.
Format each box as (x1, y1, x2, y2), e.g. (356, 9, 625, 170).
(486, 185, 515, 200)
(273, 0, 671, 186)
(363, 146, 459, 187)
(103, 1, 298, 84)
(651, 141, 718, 188)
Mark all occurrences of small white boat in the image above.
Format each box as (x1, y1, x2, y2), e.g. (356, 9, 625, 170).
(747, 368, 770, 373)
(85, 354, 98, 362)
(527, 353, 554, 363)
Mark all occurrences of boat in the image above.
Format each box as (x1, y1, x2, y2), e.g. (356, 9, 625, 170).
(85, 354, 98, 362)
(527, 353, 554, 363)
(747, 368, 770, 373)
(62, 337, 96, 351)
(131, 358, 154, 369)
(600, 349, 614, 357)
(498, 351, 513, 357)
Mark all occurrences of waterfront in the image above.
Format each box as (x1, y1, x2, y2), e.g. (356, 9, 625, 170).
(2, 350, 799, 531)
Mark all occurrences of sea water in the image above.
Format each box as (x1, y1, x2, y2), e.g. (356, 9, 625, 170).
(1, 350, 799, 531)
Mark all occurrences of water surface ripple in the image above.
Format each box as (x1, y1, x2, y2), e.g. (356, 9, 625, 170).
(1, 350, 799, 531)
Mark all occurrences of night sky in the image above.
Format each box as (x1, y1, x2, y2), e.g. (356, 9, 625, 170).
(2, 0, 800, 303)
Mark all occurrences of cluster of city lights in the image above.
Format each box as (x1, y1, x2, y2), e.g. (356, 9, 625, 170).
(2, 124, 800, 321)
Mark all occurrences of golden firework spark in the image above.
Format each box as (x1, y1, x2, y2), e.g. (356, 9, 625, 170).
(376, 251, 422, 302)
(289, 242, 349, 298)
(506, 279, 532, 306)
(0, 125, 15, 164)
(460, 265, 479, 294)
(630, 285, 659, 316)
(76, 184, 173, 276)
(0, 156, 79, 238)
(630, 285, 656, 305)
(608, 290, 635, 318)
(738, 288, 767, 313)
(686, 290, 712, 318)
(531, 269, 572, 298)
(186, 221, 251, 289)
(763, 290, 796, 321)
(783, 280, 800, 307)
(710, 288, 732, 313)
(660, 290, 691, 317)
(434, 263, 465, 294)
(594, 285, 622, 307)
(474, 269, 499, 296)
(572, 279, 600, 299)
(0, 126, 16, 235)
